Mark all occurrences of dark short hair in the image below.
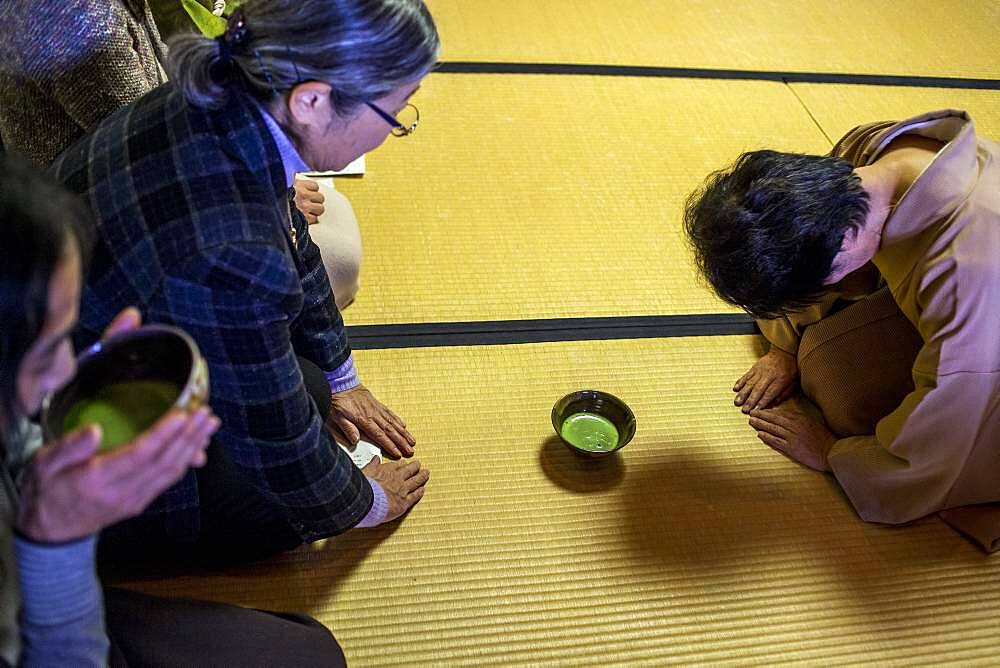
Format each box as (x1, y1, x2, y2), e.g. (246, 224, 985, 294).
(683, 150, 869, 319)
(0, 153, 90, 449)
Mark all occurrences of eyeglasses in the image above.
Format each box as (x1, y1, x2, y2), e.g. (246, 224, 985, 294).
(365, 101, 419, 137)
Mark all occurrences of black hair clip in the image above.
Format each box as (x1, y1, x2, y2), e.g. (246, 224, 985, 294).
(213, 7, 249, 79)
(223, 6, 251, 48)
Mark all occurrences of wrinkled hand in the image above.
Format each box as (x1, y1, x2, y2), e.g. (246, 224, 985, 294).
(361, 456, 429, 523)
(749, 406, 835, 472)
(328, 385, 415, 459)
(734, 347, 798, 413)
(293, 179, 325, 225)
(16, 408, 219, 543)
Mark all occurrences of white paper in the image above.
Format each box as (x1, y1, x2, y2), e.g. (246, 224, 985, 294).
(300, 155, 366, 177)
(338, 438, 383, 468)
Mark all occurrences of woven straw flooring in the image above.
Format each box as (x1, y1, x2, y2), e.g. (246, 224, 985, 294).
(126, 339, 1000, 665)
(124, 1, 1000, 665)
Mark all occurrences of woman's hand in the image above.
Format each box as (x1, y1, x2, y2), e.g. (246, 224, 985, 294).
(733, 346, 798, 413)
(361, 456, 429, 523)
(101, 306, 142, 341)
(293, 179, 325, 225)
(328, 385, 415, 459)
(16, 408, 219, 544)
(749, 406, 835, 472)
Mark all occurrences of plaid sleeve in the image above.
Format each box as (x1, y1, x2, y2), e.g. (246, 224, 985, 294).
(160, 240, 372, 541)
(286, 190, 354, 373)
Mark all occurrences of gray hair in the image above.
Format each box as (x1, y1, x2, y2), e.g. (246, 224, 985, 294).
(167, 0, 440, 113)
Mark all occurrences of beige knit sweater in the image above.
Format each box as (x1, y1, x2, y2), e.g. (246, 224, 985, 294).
(0, 0, 167, 166)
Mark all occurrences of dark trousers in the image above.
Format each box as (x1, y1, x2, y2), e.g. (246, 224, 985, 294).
(99, 356, 335, 569)
(98, 359, 345, 666)
(105, 587, 346, 668)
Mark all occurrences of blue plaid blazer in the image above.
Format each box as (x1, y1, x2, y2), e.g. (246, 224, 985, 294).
(50, 83, 372, 542)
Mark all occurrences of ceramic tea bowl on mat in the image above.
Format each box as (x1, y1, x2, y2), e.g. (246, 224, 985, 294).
(551, 390, 636, 457)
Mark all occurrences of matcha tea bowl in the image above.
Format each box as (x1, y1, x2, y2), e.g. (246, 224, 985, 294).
(551, 390, 636, 457)
(42, 325, 210, 452)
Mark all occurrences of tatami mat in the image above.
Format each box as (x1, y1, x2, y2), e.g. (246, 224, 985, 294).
(334, 74, 828, 325)
(791, 84, 1000, 143)
(427, 0, 1000, 80)
(124, 338, 1000, 666)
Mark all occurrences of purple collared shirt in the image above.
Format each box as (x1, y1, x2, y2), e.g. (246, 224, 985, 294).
(256, 103, 386, 528)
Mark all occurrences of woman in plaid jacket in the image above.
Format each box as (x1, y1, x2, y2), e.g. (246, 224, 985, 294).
(50, 0, 438, 565)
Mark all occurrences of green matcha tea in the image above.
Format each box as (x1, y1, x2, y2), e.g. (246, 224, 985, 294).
(63, 380, 181, 451)
(559, 412, 620, 452)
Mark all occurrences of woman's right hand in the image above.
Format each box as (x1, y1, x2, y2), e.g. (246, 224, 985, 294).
(15, 407, 219, 544)
(733, 347, 799, 413)
(361, 456, 429, 524)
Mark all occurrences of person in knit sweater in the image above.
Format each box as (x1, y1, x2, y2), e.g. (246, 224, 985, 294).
(0, 0, 167, 167)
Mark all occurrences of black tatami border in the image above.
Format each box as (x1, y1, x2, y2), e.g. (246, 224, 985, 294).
(347, 314, 757, 349)
(348, 59, 992, 350)
(436, 61, 1000, 90)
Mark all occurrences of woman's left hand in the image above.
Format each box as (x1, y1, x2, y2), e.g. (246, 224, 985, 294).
(749, 406, 836, 472)
(101, 306, 143, 341)
(293, 179, 325, 225)
(328, 385, 415, 459)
